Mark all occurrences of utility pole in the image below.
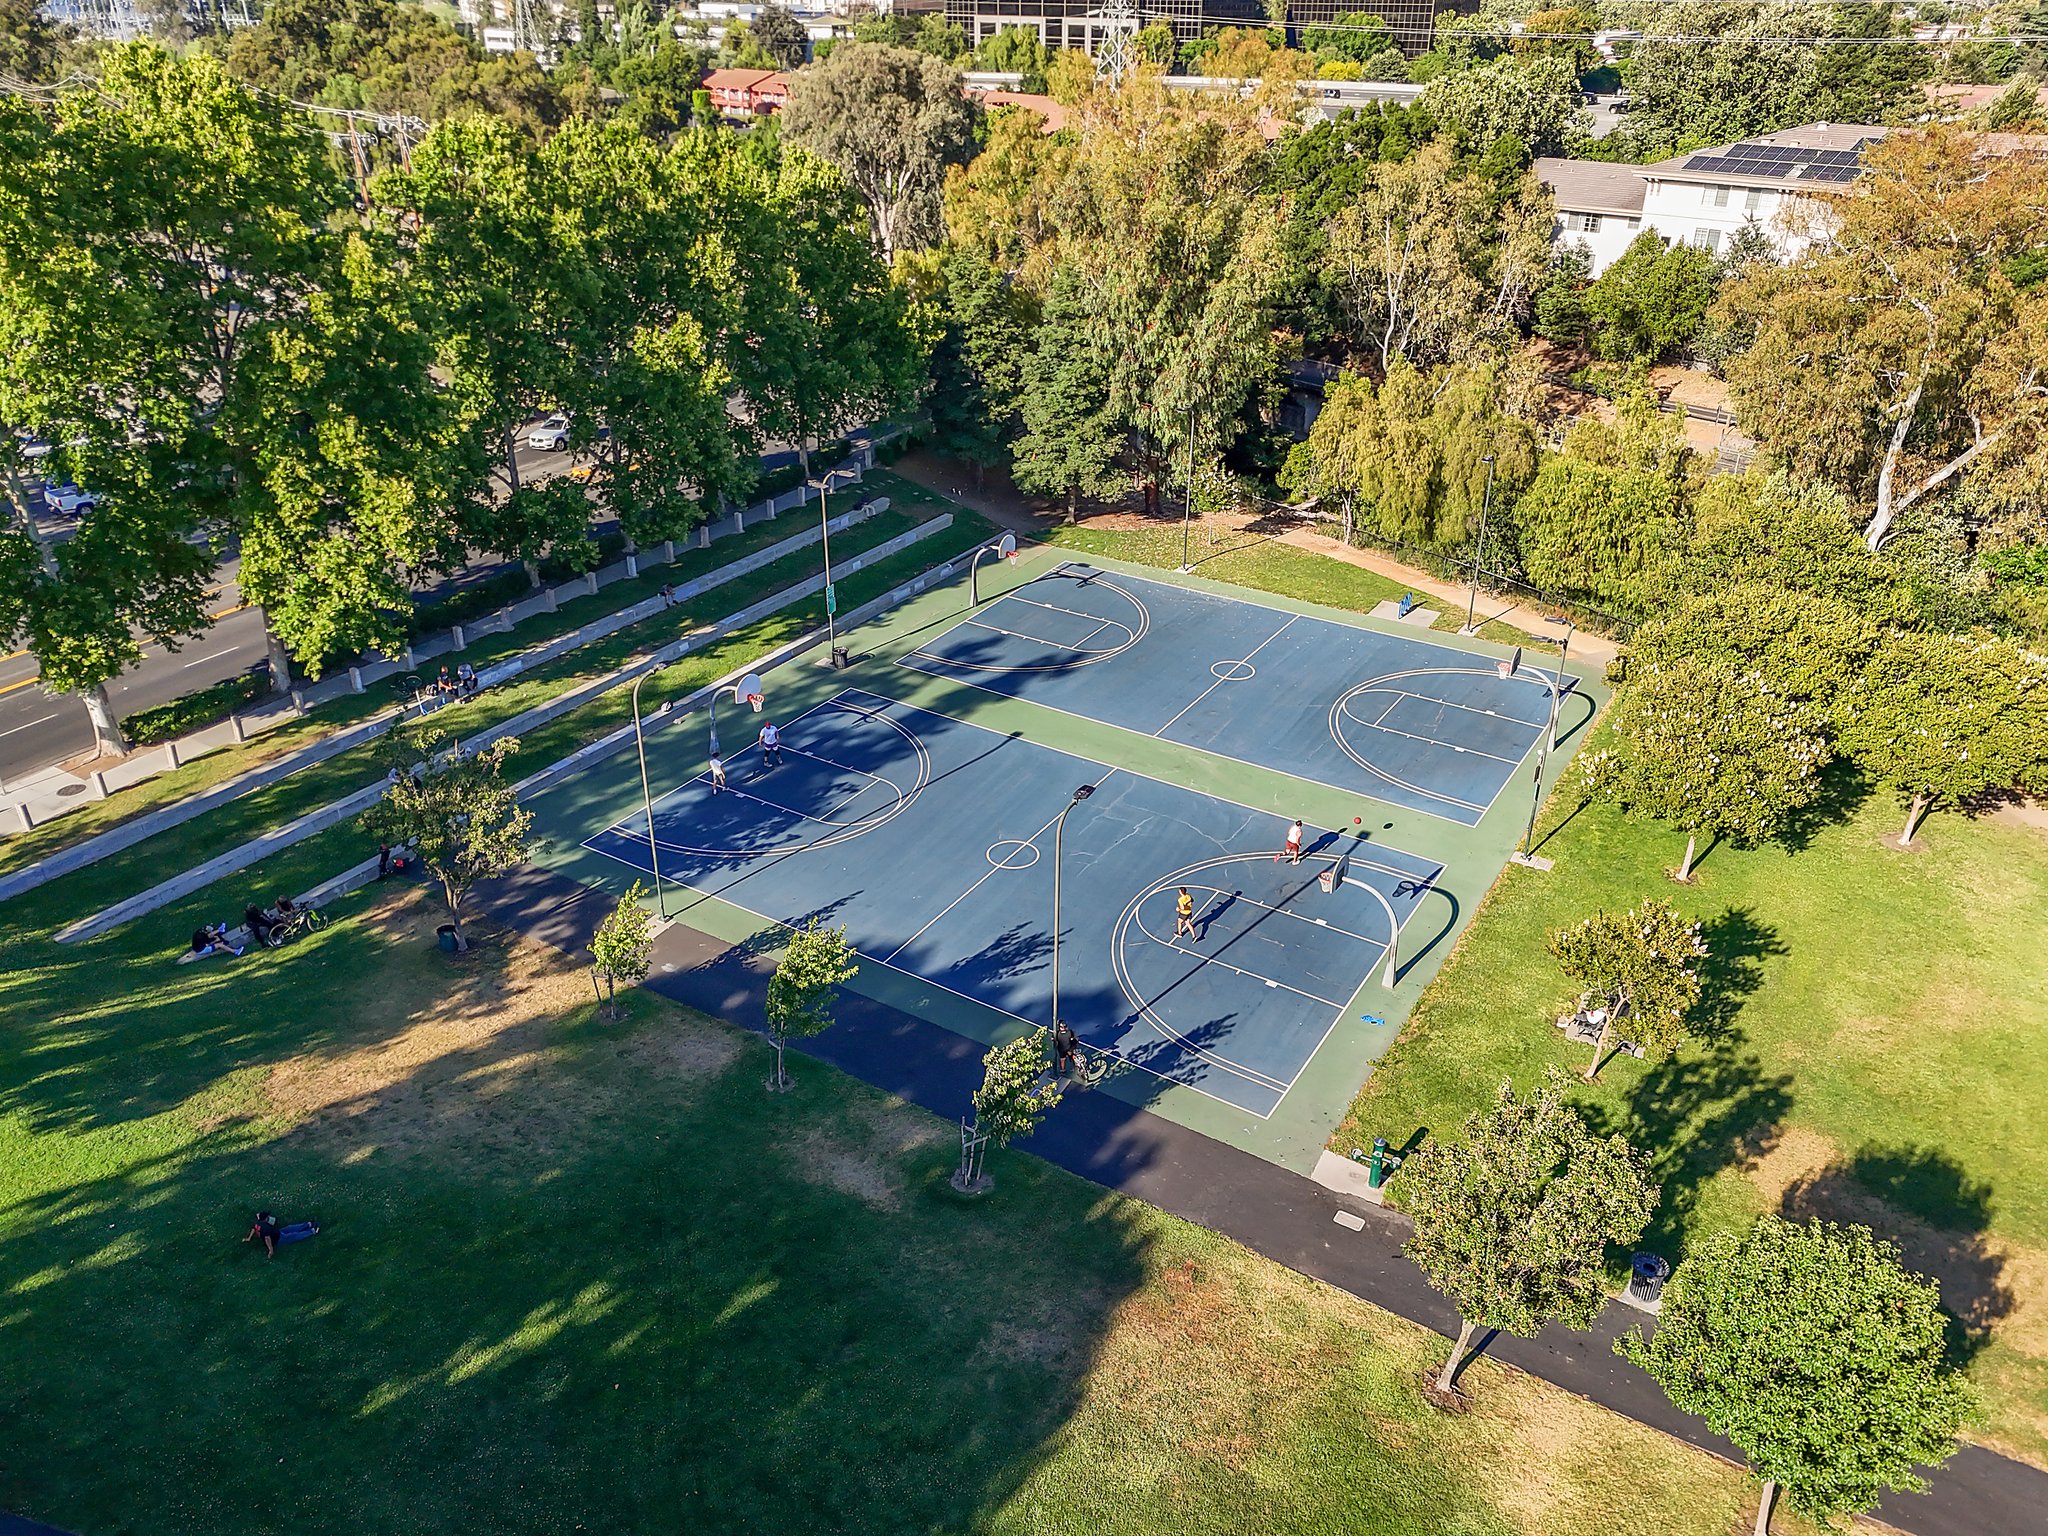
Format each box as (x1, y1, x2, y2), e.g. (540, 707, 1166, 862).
(1461, 455, 1497, 636)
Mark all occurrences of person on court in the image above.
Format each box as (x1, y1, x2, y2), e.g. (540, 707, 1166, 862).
(708, 752, 727, 794)
(1174, 887, 1198, 941)
(1283, 818, 1304, 865)
(758, 719, 782, 770)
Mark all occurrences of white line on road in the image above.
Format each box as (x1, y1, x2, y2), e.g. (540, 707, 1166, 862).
(181, 650, 238, 669)
(0, 712, 58, 737)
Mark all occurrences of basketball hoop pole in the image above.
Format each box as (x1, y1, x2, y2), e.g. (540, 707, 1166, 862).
(1520, 618, 1577, 861)
(629, 671, 668, 918)
(1178, 401, 1195, 573)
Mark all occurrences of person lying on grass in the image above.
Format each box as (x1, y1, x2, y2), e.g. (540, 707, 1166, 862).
(243, 1211, 319, 1258)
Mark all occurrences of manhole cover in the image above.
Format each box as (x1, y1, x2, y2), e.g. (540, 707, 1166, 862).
(57, 784, 87, 797)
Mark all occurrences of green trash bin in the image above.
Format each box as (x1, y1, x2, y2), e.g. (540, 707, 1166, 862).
(437, 924, 459, 953)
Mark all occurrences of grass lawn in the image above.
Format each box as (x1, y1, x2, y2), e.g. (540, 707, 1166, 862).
(0, 874, 1842, 1536)
(1041, 518, 1541, 651)
(1337, 770, 2048, 1466)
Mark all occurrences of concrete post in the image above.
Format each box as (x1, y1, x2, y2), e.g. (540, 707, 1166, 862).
(544, 587, 558, 613)
(90, 770, 109, 799)
(698, 525, 710, 550)
(734, 509, 745, 533)
(402, 646, 415, 669)
(451, 624, 466, 651)
(498, 607, 513, 634)
(625, 553, 638, 578)
(348, 666, 364, 694)
(585, 571, 599, 597)
(230, 713, 247, 743)
(661, 540, 674, 563)
(12, 802, 29, 832)
(164, 740, 181, 770)
(291, 689, 306, 716)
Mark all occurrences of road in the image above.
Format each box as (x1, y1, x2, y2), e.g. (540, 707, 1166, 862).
(0, 438, 578, 784)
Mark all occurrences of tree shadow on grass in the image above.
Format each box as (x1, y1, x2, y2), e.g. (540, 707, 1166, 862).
(1692, 907, 1786, 1043)
(1585, 1031, 1794, 1264)
(1783, 1143, 2012, 1368)
(1773, 759, 1873, 856)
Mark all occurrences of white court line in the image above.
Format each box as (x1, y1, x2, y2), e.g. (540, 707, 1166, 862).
(879, 769, 1120, 966)
(1354, 682, 1552, 732)
(1356, 717, 1523, 767)
(1152, 614, 1299, 738)
(1167, 880, 1388, 946)
(1129, 907, 1354, 1012)
(1004, 590, 1143, 632)
(575, 829, 1287, 1121)
(961, 613, 1119, 654)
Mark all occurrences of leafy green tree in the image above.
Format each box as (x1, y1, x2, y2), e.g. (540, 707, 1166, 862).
(954, 1028, 1062, 1192)
(591, 880, 655, 1019)
(1280, 361, 1539, 550)
(1531, 245, 1591, 346)
(975, 25, 1049, 92)
(359, 731, 533, 951)
(750, 4, 809, 69)
(1132, 21, 1178, 68)
(1548, 901, 1708, 1080)
(1681, 471, 1921, 625)
(1585, 231, 1717, 363)
(763, 918, 859, 1091)
(612, 37, 711, 138)
(781, 43, 979, 262)
(1402, 1073, 1658, 1395)
(1835, 630, 2048, 847)
(928, 250, 1036, 486)
(1587, 658, 1831, 882)
(1420, 54, 1588, 156)
(1010, 267, 1124, 513)
(0, 0, 66, 80)
(1626, 585, 1876, 713)
(1301, 12, 1394, 65)
(0, 47, 444, 747)
(1621, 1215, 1974, 1535)
(1511, 459, 1685, 618)
(1718, 128, 2048, 552)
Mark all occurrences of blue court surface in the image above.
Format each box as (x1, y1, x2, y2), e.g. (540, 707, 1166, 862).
(582, 689, 1445, 1118)
(899, 564, 1581, 825)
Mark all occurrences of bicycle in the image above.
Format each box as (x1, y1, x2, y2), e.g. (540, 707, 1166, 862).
(277, 904, 328, 940)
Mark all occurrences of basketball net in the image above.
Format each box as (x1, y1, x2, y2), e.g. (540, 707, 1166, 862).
(748, 693, 764, 713)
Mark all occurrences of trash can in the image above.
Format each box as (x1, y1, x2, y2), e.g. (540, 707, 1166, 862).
(437, 924, 459, 953)
(829, 645, 851, 669)
(1628, 1252, 1671, 1306)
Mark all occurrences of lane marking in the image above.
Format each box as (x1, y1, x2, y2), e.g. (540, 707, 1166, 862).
(0, 711, 58, 737)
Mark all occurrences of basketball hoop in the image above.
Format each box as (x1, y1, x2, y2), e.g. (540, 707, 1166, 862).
(998, 530, 1018, 565)
(747, 692, 764, 713)
(1497, 660, 1513, 680)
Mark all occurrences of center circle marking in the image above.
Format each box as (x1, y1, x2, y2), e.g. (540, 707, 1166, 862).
(987, 839, 1041, 870)
(1209, 659, 1256, 682)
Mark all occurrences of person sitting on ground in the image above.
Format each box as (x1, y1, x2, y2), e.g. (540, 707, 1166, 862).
(456, 661, 477, 694)
(436, 666, 455, 695)
(244, 903, 281, 947)
(191, 923, 243, 960)
(274, 895, 299, 919)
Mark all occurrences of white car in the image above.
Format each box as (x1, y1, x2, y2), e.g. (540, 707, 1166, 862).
(43, 481, 101, 515)
(527, 414, 572, 451)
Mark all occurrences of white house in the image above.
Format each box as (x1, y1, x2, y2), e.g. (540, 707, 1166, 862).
(1536, 123, 1887, 275)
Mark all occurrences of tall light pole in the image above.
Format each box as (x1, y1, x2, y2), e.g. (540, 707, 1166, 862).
(1050, 783, 1097, 1037)
(630, 671, 667, 918)
(804, 444, 844, 665)
(1462, 454, 1497, 636)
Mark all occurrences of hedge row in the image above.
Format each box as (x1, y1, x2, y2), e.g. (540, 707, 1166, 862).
(122, 668, 269, 745)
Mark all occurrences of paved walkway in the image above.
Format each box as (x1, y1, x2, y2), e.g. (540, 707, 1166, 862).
(462, 863, 2048, 1536)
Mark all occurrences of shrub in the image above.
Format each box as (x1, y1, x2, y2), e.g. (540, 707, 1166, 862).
(122, 667, 269, 745)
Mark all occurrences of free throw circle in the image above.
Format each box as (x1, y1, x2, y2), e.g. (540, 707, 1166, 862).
(987, 839, 1042, 871)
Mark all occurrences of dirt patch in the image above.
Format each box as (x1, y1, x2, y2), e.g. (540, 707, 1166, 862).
(265, 888, 739, 1171)
(1744, 1127, 1842, 1208)
(791, 1096, 947, 1211)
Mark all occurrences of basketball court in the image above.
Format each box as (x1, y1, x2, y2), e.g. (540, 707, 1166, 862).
(901, 563, 1578, 825)
(526, 542, 1600, 1164)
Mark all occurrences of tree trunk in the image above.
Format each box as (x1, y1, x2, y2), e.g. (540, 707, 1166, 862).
(1677, 831, 1698, 882)
(771, 1036, 787, 1090)
(442, 879, 469, 952)
(1436, 1318, 1477, 1394)
(521, 558, 541, 592)
(261, 615, 292, 694)
(1341, 494, 1354, 547)
(1865, 376, 1923, 552)
(1752, 1479, 1777, 1536)
(1901, 792, 1931, 846)
(81, 684, 129, 759)
(1584, 1010, 1614, 1083)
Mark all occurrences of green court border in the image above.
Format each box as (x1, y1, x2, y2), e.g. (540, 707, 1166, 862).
(521, 534, 1609, 1172)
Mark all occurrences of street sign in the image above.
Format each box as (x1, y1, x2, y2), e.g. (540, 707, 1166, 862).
(825, 582, 837, 616)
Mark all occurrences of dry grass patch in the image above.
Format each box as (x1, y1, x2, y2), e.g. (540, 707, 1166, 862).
(791, 1094, 947, 1211)
(264, 887, 739, 1172)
